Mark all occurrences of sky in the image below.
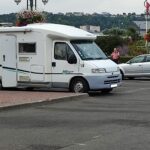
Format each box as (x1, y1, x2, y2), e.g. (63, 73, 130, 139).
(0, 0, 147, 14)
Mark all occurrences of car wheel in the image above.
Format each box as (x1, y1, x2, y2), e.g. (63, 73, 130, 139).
(26, 87, 34, 91)
(70, 78, 89, 93)
(128, 77, 134, 80)
(0, 81, 4, 90)
(120, 70, 124, 80)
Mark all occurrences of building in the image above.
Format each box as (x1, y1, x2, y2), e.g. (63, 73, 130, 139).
(80, 25, 100, 34)
(73, 12, 84, 16)
(134, 21, 150, 36)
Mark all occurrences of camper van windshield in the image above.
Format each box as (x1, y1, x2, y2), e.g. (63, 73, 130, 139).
(71, 40, 107, 60)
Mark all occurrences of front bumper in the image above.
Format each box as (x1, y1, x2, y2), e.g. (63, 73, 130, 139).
(84, 73, 122, 90)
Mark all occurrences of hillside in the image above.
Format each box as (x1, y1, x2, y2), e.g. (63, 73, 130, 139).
(0, 12, 146, 30)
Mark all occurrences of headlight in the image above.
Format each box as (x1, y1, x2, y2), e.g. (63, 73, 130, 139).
(91, 68, 106, 73)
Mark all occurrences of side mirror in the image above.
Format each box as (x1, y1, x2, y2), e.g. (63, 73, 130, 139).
(67, 54, 77, 64)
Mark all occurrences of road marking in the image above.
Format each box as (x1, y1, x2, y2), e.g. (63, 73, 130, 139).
(92, 135, 100, 139)
(77, 143, 86, 146)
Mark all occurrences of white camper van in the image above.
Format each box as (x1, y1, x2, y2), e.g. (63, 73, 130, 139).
(0, 23, 121, 93)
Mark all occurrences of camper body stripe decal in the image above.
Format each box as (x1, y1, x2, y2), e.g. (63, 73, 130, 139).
(1, 66, 82, 75)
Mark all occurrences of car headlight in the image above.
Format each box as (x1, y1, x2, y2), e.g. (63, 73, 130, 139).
(91, 68, 106, 73)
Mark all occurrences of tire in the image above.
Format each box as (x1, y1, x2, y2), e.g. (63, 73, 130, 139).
(120, 70, 124, 80)
(26, 87, 34, 91)
(0, 81, 4, 90)
(128, 77, 135, 80)
(101, 88, 113, 94)
(70, 78, 89, 93)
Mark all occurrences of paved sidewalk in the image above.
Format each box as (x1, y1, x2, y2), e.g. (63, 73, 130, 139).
(0, 89, 87, 108)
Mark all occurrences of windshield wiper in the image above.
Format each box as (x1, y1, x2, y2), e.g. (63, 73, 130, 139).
(94, 57, 108, 60)
(85, 58, 95, 60)
(84, 57, 107, 60)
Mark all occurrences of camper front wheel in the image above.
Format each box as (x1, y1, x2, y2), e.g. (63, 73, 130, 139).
(70, 78, 89, 93)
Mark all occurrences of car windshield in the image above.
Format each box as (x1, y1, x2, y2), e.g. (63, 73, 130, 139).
(71, 40, 107, 60)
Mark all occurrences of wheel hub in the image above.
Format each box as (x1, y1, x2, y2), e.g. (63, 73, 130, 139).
(74, 82, 84, 93)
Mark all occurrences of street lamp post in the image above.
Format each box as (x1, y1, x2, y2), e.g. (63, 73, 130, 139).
(14, 0, 48, 11)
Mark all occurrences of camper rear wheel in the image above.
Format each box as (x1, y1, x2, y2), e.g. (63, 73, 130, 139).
(70, 78, 89, 93)
(0, 81, 3, 90)
(26, 87, 34, 91)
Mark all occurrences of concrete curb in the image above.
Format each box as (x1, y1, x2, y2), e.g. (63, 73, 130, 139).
(0, 93, 88, 111)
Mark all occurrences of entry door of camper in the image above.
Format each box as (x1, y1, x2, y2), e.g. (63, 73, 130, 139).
(1, 35, 17, 87)
(52, 42, 78, 88)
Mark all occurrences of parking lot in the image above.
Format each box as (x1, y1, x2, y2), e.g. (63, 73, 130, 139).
(0, 79, 150, 150)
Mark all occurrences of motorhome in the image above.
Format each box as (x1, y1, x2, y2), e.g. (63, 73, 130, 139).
(0, 23, 121, 93)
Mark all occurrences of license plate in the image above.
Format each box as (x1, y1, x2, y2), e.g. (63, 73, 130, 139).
(111, 84, 117, 88)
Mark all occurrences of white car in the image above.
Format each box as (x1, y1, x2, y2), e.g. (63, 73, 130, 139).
(119, 54, 150, 79)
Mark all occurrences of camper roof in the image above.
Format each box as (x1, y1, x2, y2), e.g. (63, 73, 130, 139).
(0, 23, 96, 40)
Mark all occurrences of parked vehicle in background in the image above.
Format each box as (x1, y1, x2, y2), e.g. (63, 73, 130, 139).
(119, 54, 150, 79)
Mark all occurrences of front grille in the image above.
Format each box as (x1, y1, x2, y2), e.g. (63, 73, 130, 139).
(107, 75, 119, 78)
(104, 79, 120, 84)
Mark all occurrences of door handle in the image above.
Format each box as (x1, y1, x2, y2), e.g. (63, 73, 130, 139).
(52, 62, 56, 67)
(3, 55, 5, 61)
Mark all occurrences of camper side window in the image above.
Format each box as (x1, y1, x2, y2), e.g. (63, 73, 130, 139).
(19, 43, 36, 53)
(54, 43, 67, 60)
(54, 42, 75, 62)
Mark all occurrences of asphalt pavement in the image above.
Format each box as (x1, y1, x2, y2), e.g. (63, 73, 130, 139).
(0, 79, 150, 150)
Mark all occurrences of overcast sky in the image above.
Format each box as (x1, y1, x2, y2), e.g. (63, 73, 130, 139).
(0, 0, 146, 14)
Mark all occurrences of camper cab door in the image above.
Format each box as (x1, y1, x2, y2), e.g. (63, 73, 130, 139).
(1, 35, 17, 87)
(51, 41, 78, 88)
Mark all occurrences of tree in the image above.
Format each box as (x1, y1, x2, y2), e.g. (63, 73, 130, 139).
(95, 36, 124, 55)
(126, 27, 139, 41)
(103, 28, 126, 36)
